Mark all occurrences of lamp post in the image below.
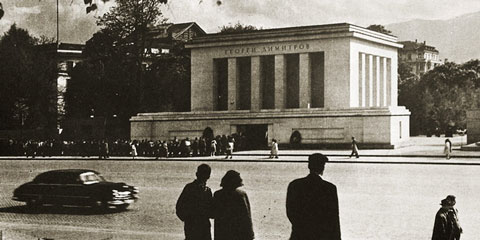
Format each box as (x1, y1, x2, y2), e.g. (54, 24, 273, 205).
(56, 0, 59, 44)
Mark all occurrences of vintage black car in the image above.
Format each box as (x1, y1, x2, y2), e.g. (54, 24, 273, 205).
(12, 169, 139, 210)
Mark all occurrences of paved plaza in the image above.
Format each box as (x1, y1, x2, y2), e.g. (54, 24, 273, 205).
(0, 137, 479, 240)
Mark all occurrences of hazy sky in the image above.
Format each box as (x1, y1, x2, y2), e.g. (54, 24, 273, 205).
(1, 0, 480, 43)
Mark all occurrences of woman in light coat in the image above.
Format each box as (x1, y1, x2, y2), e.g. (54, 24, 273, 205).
(444, 139, 452, 159)
(270, 139, 279, 159)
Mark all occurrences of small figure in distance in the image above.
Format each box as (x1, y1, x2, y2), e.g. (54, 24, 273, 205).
(225, 136, 234, 159)
(349, 136, 359, 158)
(432, 195, 462, 240)
(270, 139, 279, 159)
(176, 164, 213, 240)
(444, 139, 452, 160)
(210, 139, 217, 157)
(131, 140, 138, 159)
(286, 153, 341, 240)
(213, 170, 254, 240)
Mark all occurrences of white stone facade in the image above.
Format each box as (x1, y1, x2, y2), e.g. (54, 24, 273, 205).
(131, 23, 410, 148)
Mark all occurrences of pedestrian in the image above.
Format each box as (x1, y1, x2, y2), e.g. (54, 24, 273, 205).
(286, 153, 341, 240)
(446, 195, 462, 240)
(131, 141, 138, 159)
(225, 136, 234, 159)
(213, 170, 254, 240)
(199, 137, 206, 156)
(432, 195, 462, 240)
(270, 139, 279, 159)
(444, 139, 452, 160)
(349, 136, 359, 158)
(176, 164, 213, 240)
(210, 139, 217, 157)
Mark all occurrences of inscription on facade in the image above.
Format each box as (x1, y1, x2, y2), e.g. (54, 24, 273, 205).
(224, 43, 310, 56)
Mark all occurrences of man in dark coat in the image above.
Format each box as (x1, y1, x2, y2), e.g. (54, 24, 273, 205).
(213, 170, 254, 240)
(432, 196, 462, 240)
(176, 164, 213, 240)
(286, 153, 341, 240)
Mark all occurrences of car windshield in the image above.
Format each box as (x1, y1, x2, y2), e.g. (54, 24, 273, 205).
(79, 172, 105, 184)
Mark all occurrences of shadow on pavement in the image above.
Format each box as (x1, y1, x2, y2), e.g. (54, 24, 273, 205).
(0, 205, 125, 215)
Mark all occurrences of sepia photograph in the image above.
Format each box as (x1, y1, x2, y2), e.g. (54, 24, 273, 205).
(0, 0, 479, 239)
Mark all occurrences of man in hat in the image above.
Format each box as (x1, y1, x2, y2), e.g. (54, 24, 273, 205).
(286, 153, 341, 240)
(176, 164, 213, 240)
(446, 195, 462, 240)
(432, 195, 462, 240)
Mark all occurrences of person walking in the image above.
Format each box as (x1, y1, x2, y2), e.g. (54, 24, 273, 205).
(210, 139, 217, 157)
(131, 141, 138, 159)
(432, 195, 462, 240)
(213, 170, 254, 240)
(349, 136, 359, 158)
(286, 153, 341, 240)
(444, 139, 452, 160)
(176, 164, 214, 240)
(270, 139, 279, 159)
(225, 136, 234, 159)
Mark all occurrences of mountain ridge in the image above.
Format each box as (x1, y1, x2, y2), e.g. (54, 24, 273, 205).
(386, 11, 480, 63)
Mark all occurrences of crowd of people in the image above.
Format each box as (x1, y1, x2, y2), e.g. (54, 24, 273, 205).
(0, 135, 244, 158)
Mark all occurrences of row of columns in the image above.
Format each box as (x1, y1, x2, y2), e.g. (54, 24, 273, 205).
(226, 53, 313, 111)
(358, 53, 392, 108)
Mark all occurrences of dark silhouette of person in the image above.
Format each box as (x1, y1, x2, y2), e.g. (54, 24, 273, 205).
(176, 164, 213, 240)
(213, 170, 254, 240)
(286, 153, 341, 240)
(349, 136, 359, 158)
(432, 195, 462, 240)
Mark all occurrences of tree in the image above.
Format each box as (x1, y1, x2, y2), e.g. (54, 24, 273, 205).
(366, 24, 392, 35)
(409, 60, 480, 135)
(219, 22, 261, 34)
(96, 0, 168, 111)
(0, 24, 57, 132)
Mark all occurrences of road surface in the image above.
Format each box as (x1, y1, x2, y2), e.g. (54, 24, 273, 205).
(0, 156, 479, 240)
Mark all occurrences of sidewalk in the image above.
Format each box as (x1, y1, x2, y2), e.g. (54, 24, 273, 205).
(236, 135, 475, 158)
(0, 136, 477, 162)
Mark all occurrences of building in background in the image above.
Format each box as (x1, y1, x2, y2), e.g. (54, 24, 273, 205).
(131, 23, 411, 149)
(142, 22, 206, 66)
(399, 40, 442, 76)
(56, 43, 85, 128)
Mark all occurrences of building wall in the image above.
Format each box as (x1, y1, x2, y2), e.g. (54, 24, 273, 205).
(131, 108, 410, 147)
(349, 38, 398, 108)
(132, 24, 411, 148)
(190, 38, 352, 111)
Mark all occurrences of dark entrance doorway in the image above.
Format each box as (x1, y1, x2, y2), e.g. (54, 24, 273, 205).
(236, 124, 268, 150)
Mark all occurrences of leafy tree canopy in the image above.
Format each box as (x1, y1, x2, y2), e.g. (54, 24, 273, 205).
(366, 24, 392, 35)
(218, 22, 262, 34)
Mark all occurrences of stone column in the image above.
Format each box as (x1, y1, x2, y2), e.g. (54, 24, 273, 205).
(386, 58, 392, 106)
(374, 56, 381, 107)
(274, 55, 286, 109)
(251, 56, 261, 111)
(390, 57, 398, 106)
(359, 53, 366, 107)
(381, 57, 387, 107)
(367, 55, 374, 107)
(299, 53, 311, 108)
(228, 58, 238, 111)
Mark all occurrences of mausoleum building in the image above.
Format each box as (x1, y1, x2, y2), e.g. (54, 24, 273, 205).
(131, 23, 410, 149)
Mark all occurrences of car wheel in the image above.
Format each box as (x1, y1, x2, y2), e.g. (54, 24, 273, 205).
(115, 204, 129, 211)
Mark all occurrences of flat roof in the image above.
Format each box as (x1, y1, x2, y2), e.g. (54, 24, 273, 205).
(186, 23, 402, 49)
